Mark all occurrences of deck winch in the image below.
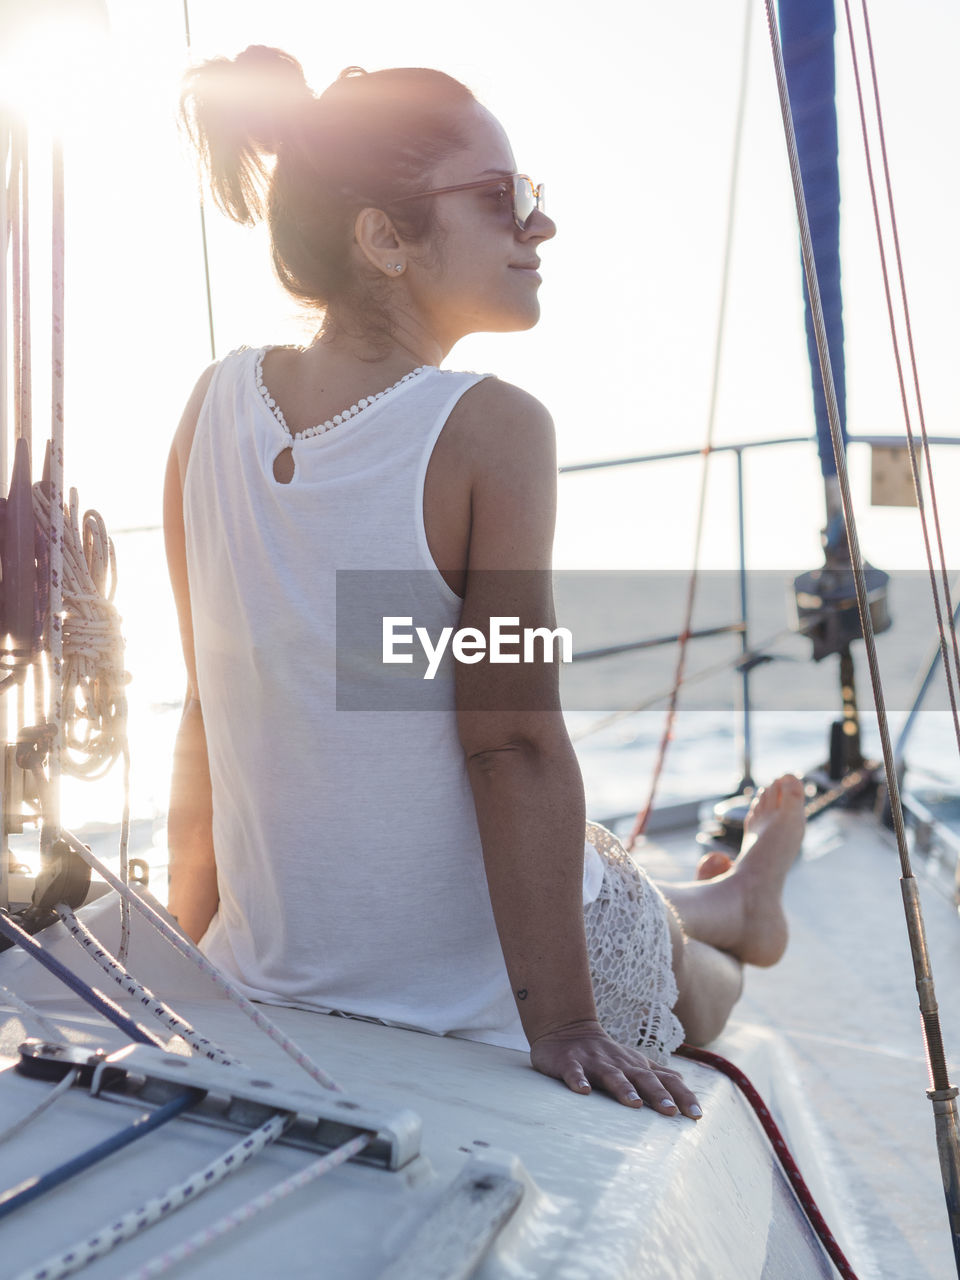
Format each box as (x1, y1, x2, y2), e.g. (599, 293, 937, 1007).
(792, 518, 889, 790)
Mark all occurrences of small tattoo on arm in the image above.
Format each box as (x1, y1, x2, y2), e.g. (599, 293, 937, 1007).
(516, 988, 528, 1001)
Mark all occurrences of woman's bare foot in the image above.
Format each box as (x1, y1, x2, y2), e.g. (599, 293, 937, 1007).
(696, 850, 733, 880)
(722, 774, 806, 966)
(658, 775, 806, 969)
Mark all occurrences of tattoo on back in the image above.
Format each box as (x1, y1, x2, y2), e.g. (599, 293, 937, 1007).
(516, 988, 528, 1000)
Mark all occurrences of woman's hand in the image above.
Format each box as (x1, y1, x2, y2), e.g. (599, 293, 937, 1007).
(529, 1020, 702, 1118)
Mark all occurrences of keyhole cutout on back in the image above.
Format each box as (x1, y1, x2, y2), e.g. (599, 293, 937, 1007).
(273, 447, 295, 484)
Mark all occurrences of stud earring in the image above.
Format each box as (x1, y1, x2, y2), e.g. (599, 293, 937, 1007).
(386, 262, 403, 273)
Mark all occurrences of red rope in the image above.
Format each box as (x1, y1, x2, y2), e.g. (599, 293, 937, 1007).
(677, 1044, 860, 1280)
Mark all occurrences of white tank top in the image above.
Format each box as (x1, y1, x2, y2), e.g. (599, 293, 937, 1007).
(184, 346, 602, 1051)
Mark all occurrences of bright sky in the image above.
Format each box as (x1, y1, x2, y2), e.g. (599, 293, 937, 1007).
(4, 0, 960, 576)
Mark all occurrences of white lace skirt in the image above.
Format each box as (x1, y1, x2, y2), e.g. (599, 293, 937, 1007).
(583, 821, 685, 1064)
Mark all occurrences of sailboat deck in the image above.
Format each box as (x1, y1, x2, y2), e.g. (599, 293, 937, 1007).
(645, 806, 960, 1280)
(0, 808, 954, 1278)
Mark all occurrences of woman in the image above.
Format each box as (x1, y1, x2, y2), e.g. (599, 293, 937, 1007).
(165, 47, 806, 1120)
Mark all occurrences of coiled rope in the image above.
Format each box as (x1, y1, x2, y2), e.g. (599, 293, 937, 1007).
(31, 481, 132, 960)
(31, 485, 128, 783)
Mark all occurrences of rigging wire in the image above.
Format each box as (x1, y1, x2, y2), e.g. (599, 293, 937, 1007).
(838, 0, 960, 765)
(0, 980, 62, 1042)
(0, 910, 165, 1049)
(625, 0, 753, 850)
(14, 1109, 294, 1280)
(0, 1067, 78, 1147)
(0, 1086, 202, 1223)
(1, 116, 8, 491)
(64, 833, 345, 1094)
(762, 1, 960, 1268)
(56, 902, 240, 1066)
(182, 0, 217, 362)
(569, 624, 795, 745)
(122, 1133, 371, 1280)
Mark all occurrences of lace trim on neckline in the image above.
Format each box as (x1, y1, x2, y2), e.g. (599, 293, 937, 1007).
(254, 346, 435, 441)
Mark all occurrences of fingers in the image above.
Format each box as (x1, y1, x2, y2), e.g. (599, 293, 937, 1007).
(562, 1061, 592, 1096)
(532, 1032, 703, 1118)
(566, 1056, 702, 1119)
(651, 1065, 702, 1120)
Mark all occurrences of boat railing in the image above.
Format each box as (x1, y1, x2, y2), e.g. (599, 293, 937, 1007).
(560, 431, 960, 822)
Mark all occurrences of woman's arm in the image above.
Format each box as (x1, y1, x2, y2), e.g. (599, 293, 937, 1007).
(453, 380, 699, 1117)
(164, 366, 218, 942)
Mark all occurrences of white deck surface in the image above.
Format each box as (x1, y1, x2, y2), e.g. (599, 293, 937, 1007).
(641, 806, 960, 1280)
(0, 806, 954, 1278)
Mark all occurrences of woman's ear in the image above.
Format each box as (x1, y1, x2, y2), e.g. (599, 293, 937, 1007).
(353, 207, 403, 276)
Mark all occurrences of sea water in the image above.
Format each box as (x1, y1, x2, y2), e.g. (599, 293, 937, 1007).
(32, 527, 960, 901)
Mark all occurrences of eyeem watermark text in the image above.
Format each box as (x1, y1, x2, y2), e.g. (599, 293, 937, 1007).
(383, 616, 573, 680)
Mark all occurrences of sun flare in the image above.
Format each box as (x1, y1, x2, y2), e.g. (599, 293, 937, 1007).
(0, 0, 110, 138)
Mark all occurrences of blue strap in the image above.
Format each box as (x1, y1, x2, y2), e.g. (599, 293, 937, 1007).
(0, 910, 164, 1048)
(0, 1087, 203, 1220)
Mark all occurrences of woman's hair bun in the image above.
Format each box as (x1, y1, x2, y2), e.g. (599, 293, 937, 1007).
(181, 45, 313, 224)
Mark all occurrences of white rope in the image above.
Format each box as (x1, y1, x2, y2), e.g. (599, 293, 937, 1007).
(31, 482, 131, 957)
(0, 1067, 78, 1147)
(13, 1111, 293, 1280)
(46, 138, 65, 835)
(64, 834, 344, 1094)
(122, 1133, 370, 1280)
(0, 979, 64, 1041)
(0, 981, 78, 1148)
(31, 485, 128, 783)
(56, 904, 241, 1066)
(0, 116, 9, 491)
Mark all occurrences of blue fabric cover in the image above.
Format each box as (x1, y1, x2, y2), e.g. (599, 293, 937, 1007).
(778, 0, 847, 477)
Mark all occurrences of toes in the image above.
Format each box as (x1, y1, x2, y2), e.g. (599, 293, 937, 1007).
(776, 774, 806, 806)
(696, 851, 733, 881)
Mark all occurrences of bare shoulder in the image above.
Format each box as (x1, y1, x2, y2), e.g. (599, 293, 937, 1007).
(446, 375, 556, 471)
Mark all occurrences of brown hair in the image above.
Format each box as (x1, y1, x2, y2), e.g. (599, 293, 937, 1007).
(180, 46, 477, 341)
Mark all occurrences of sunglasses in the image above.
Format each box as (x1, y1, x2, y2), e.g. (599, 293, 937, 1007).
(392, 173, 545, 231)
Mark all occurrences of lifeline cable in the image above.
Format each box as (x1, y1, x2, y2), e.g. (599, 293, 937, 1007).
(0, 910, 164, 1049)
(123, 1133, 371, 1280)
(762, 1, 960, 1267)
(56, 902, 240, 1066)
(0, 1087, 202, 1222)
(569, 624, 795, 745)
(63, 834, 344, 1093)
(15, 1110, 293, 1280)
(677, 1044, 858, 1279)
